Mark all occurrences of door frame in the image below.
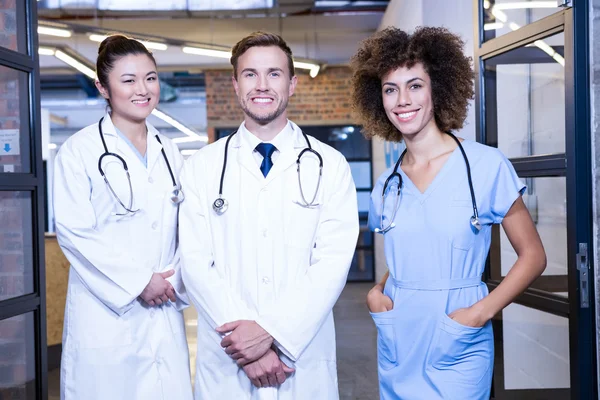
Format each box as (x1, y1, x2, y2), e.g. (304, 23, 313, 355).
(472, 1, 597, 398)
(0, 0, 47, 398)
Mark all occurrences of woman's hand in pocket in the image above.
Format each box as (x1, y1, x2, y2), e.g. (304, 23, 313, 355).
(448, 305, 488, 328)
(367, 285, 394, 313)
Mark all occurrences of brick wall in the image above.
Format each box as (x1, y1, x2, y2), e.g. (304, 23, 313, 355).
(0, 0, 17, 52)
(205, 66, 355, 139)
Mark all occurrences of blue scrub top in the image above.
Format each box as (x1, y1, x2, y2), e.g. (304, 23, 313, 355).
(368, 140, 525, 400)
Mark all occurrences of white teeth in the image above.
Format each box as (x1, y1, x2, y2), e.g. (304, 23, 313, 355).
(253, 98, 272, 103)
(398, 111, 417, 119)
(133, 99, 149, 104)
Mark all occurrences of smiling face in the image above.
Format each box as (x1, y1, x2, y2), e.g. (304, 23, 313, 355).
(95, 53, 159, 123)
(232, 45, 297, 128)
(381, 62, 437, 137)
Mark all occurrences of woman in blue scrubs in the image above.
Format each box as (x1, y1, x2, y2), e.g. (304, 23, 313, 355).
(350, 27, 547, 399)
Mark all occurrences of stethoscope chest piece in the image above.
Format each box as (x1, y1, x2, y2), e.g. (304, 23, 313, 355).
(470, 216, 481, 231)
(213, 197, 228, 215)
(171, 186, 185, 204)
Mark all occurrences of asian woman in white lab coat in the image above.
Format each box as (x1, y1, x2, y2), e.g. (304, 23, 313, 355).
(53, 35, 193, 400)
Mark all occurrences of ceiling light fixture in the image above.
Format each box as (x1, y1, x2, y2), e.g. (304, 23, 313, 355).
(483, 22, 504, 30)
(151, 109, 208, 142)
(89, 34, 168, 51)
(182, 46, 232, 59)
(38, 26, 72, 38)
(54, 50, 96, 79)
(493, 1, 558, 10)
(38, 47, 56, 56)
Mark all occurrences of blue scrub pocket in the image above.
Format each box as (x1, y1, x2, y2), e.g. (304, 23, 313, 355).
(428, 314, 493, 386)
(371, 313, 398, 371)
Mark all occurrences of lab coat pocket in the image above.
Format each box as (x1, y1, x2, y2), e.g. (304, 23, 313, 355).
(370, 313, 398, 371)
(285, 202, 321, 249)
(71, 285, 133, 349)
(428, 314, 492, 385)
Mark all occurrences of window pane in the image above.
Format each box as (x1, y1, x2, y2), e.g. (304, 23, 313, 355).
(0, 312, 36, 399)
(495, 177, 567, 297)
(357, 191, 370, 214)
(501, 303, 570, 390)
(0, 1, 26, 53)
(482, 0, 564, 43)
(485, 32, 565, 158)
(0, 66, 30, 173)
(0, 191, 33, 301)
(348, 161, 371, 189)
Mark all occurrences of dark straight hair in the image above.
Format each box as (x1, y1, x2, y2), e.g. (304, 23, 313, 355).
(96, 34, 157, 92)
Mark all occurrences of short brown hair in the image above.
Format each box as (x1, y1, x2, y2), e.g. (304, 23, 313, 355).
(230, 31, 295, 78)
(350, 27, 474, 142)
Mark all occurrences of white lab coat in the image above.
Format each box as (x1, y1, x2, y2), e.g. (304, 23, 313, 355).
(53, 114, 193, 400)
(179, 121, 359, 400)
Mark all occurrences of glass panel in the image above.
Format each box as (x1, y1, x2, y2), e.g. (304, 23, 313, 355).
(349, 161, 371, 189)
(300, 125, 369, 159)
(500, 303, 570, 390)
(0, 192, 33, 301)
(0, 66, 29, 173)
(347, 249, 373, 281)
(357, 191, 370, 214)
(482, 0, 564, 43)
(496, 177, 567, 296)
(0, 0, 26, 54)
(0, 312, 36, 399)
(485, 32, 565, 158)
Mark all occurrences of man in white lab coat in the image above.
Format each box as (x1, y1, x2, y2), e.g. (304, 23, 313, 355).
(179, 31, 359, 399)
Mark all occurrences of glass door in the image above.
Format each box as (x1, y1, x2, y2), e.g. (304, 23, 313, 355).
(0, 0, 47, 399)
(474, 1, 596, 399)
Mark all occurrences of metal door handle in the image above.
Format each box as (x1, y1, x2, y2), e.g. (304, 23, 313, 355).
(576, 243, 589, 308)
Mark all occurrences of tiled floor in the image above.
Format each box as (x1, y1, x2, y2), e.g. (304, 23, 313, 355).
(48, 282, 379, 399)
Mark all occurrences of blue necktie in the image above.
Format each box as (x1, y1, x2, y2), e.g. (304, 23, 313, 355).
(255, 143, 277, 177)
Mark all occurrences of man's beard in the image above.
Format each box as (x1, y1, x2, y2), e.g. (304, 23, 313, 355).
(240, 97, 289, 125)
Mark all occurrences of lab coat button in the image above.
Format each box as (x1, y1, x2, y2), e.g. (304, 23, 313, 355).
(262, 276, 270, 284)
(151, 222, 158, 230)
(262, 229, 268, 237)
(150, 310, 155, 318)
(148, 177, 154, 183)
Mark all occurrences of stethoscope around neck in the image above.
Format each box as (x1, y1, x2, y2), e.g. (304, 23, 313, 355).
(97, 116, 184, 216)
(212, 128, 323, 215)
(375, 132, 480, 234)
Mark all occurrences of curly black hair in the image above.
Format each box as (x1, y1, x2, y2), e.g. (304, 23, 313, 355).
(350, 26, 474, 142)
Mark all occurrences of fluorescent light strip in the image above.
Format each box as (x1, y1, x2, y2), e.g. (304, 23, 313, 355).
(151, 109, 208, 142)
(484, 22, 504, 30)
(182, 46, 231, 59)
(89, 34, 168, 51)
(48, 143, 57, 150)
(493, 1, 558, 10)
(38, 47, 56, 56)
(38, 26, 72, 38)
(491, 7, 508, 23)
(181, 47, 321, 77)
(54, 50, 96, 79)
(172, 136, 208, 144)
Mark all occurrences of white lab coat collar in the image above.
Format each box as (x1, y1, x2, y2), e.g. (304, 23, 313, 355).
(99, 112, 163, 172)
(231, 120, 305, 183)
